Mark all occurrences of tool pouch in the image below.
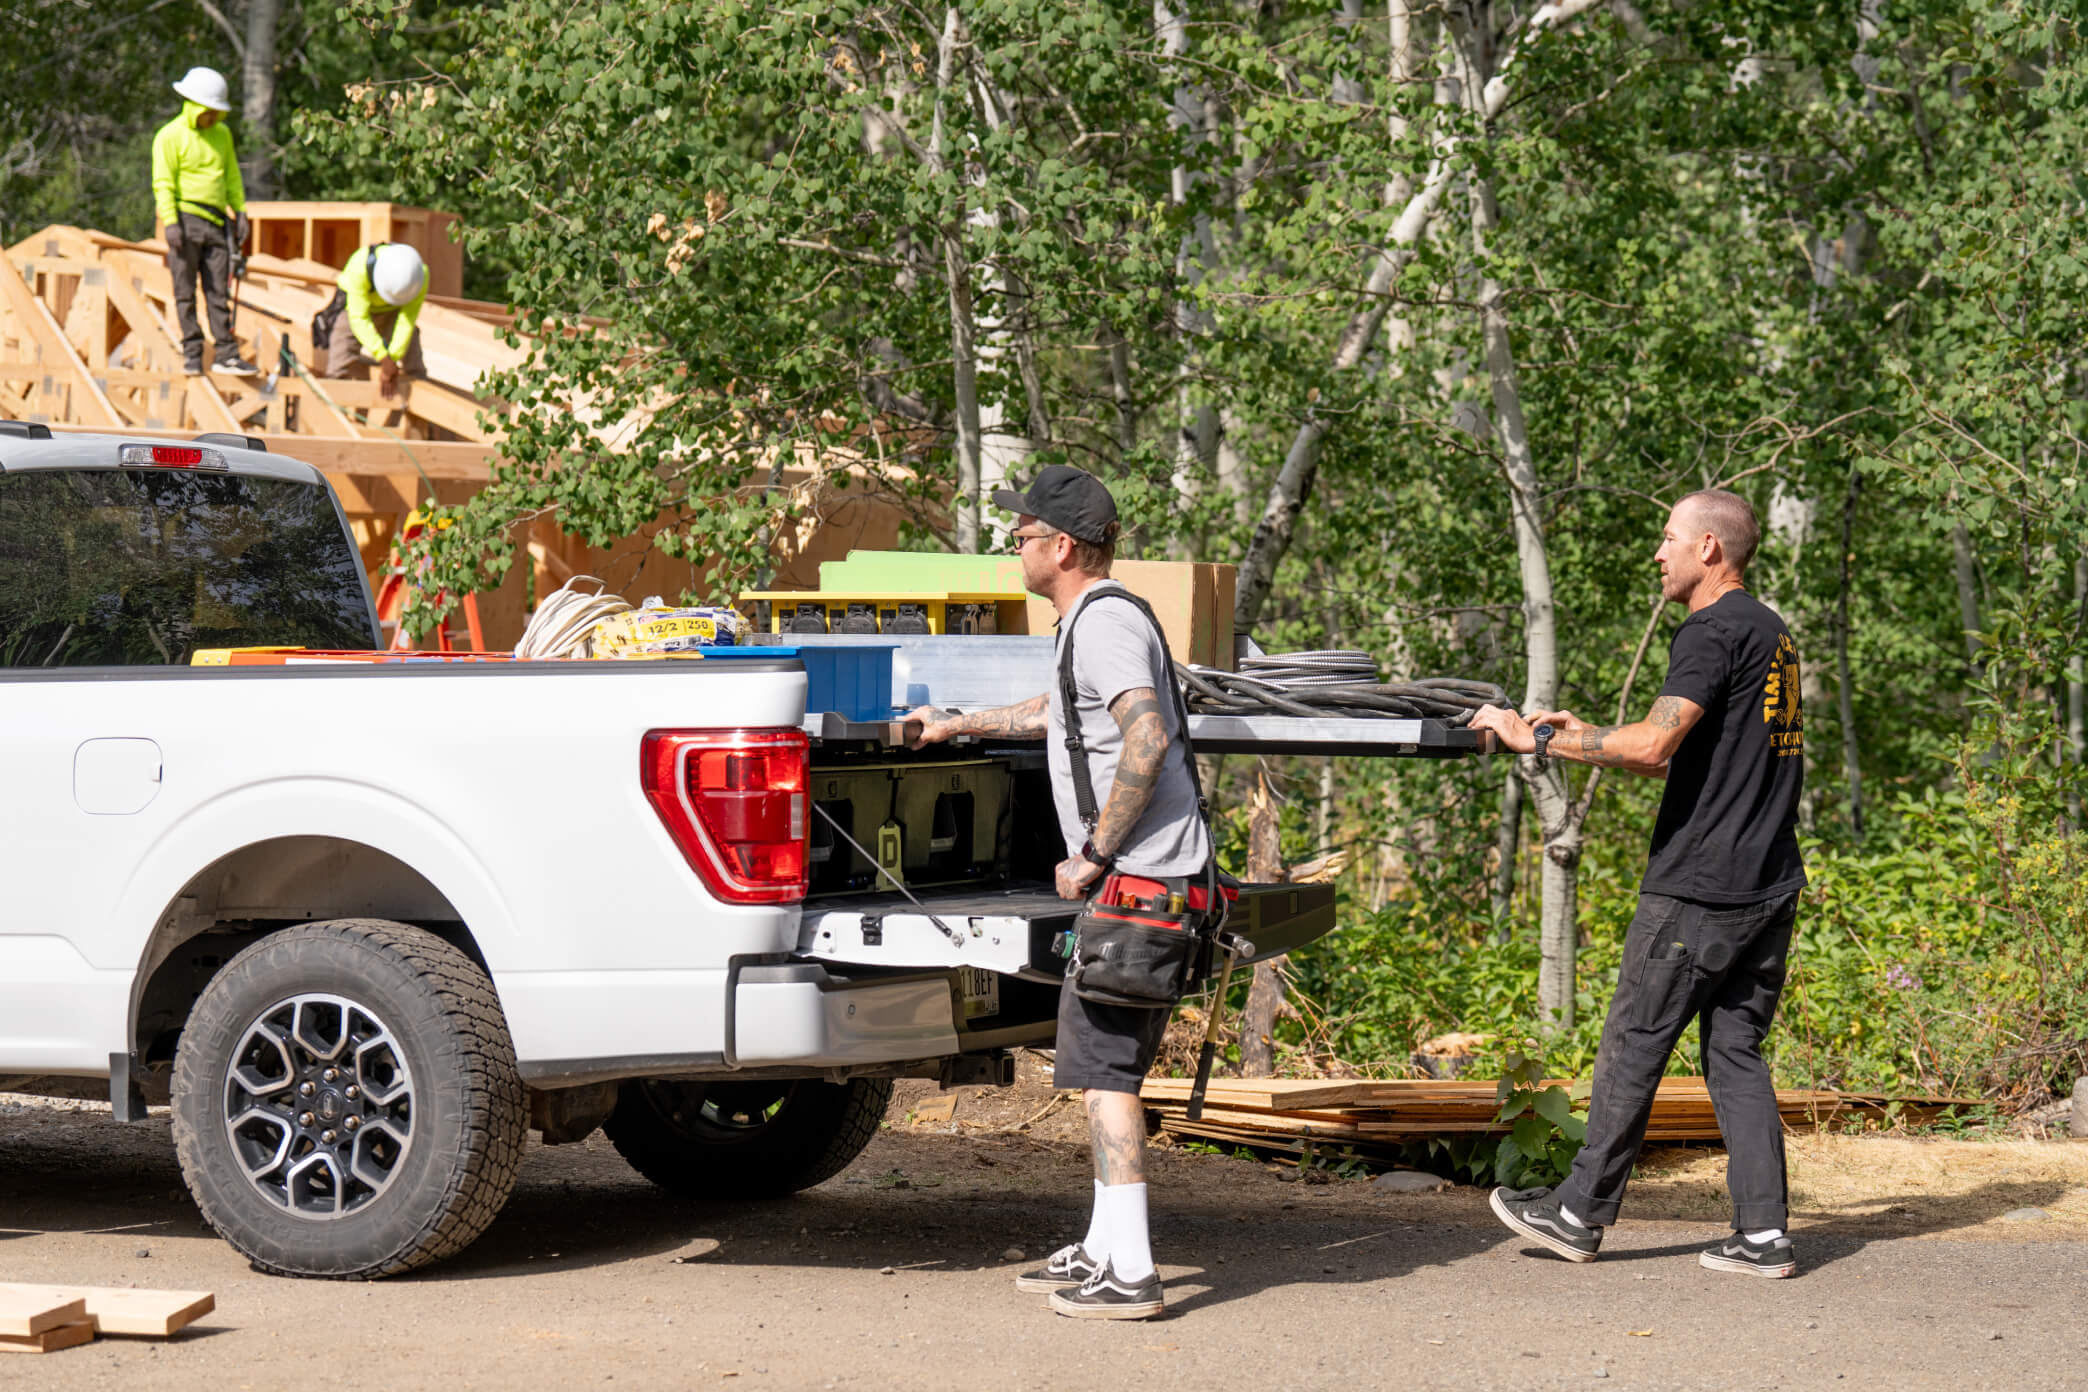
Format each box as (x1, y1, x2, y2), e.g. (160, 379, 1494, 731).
(311, 289, 347, 352)
(1065, 901, 1206, 1008)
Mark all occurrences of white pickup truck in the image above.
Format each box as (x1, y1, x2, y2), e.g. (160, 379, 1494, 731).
(0, 423, 1342, 1280)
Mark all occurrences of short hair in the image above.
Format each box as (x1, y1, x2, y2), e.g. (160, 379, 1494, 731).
(1040, 520, 1118, 577)
(1675, 489, 1760, 574)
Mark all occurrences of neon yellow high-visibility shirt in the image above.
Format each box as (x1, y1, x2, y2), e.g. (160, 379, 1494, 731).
(337, 244, 428, 363)
(151, 101, 245, 228)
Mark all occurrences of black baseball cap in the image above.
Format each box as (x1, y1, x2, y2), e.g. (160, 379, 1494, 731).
(992, 465, 1119, 544)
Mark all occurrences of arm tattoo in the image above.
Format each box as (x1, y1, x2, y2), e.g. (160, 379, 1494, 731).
(1646, 695, 1687, 731)
(961, 692, 1048, 740)
(1574, 725, 1627, 767)
(1093, 688, 1167, 856)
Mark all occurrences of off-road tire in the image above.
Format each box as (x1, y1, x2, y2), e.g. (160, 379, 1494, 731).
(604, 1076, 892, 1198)
(170, 919, 526, 1278)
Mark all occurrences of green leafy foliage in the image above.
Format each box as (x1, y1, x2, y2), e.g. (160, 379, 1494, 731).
(28, 2, 2085, 1111)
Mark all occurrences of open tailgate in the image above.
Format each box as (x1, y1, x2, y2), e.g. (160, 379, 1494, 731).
(796, 880, 1334, 978)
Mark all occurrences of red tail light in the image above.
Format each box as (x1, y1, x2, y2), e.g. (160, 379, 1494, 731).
(642, 729, 809, 905)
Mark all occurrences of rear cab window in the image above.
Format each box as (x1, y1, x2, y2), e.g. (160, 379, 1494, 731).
(0, 466, 376, 667)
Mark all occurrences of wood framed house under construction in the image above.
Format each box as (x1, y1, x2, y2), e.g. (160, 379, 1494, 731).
(1, 203, 907, 649)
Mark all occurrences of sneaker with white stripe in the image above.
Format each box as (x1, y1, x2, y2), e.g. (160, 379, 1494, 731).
(1489, 1185, 1603, 1263)
(1700, 1233, 1797, 1278)
(1047, 1260, 1165, 1319)
(1014, 1243, 1100, 1293)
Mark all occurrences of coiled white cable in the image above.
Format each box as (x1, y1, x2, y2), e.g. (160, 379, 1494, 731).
(514, 576, 632, 660)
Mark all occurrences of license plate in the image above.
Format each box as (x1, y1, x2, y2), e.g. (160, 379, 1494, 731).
(958, 966, 1000, 1020)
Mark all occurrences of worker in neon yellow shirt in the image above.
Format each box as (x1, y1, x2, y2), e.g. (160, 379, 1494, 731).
(316, 243, 428, 397)
(152, 67, 256, 377)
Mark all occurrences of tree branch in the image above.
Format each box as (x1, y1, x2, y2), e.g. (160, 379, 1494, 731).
(191, 0, 246, 60)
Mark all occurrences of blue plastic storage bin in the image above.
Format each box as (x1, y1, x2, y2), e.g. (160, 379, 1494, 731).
(701, 644, 894, 722)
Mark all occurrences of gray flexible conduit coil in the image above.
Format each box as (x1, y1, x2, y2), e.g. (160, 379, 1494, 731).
(1180, 651, 1506, 726)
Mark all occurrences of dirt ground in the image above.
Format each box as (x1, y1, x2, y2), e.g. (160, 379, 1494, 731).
(6, 1056, 2088, 1391)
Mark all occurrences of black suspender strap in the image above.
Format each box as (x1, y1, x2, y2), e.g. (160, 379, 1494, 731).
(1055, 585, 1211, 836)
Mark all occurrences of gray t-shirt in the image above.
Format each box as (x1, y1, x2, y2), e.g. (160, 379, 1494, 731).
(1046, 582, 1212, 877)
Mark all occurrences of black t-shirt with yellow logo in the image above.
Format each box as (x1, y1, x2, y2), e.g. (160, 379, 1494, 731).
(1641, 590, 1807, 905)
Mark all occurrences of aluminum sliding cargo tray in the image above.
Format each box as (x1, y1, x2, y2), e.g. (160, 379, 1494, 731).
(804, 709, 1491, 759)
(1184, 714, 1492, 758)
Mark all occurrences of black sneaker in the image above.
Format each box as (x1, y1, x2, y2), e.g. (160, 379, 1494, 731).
(1490, 1185, 1603, 1263)
(210, 352, 259, 377)
(1014, 1243, 1099, 1293)
(182, 356, 204, 376)
(1047, 1260, 1165, 1320)
(1700, 1233, 1797, 1278)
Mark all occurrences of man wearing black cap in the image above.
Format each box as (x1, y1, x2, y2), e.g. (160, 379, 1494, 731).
(907, 465, 1211, 1320)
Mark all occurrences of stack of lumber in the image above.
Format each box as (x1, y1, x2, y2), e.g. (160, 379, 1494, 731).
(0, 1285, 214, 1355)
(1141, 1076, 1974, 1159)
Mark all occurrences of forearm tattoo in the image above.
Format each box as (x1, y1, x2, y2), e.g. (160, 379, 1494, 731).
(1573, 724, 1627, 767)
(1646, 694, 1687, 731)
(1093, 690, 1166, 857)
(962, 692, 1049, 740)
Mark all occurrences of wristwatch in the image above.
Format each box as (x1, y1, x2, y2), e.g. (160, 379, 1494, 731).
(1079, 839, 1116, 872)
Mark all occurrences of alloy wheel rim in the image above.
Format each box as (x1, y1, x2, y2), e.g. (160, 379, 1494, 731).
(221, 993, 414, 1220)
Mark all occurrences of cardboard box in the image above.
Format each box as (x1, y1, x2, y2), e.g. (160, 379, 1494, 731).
(1022, 559, 1234, 670)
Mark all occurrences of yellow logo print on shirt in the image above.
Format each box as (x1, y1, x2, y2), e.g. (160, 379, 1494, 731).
(1761, 633, 1804, 754)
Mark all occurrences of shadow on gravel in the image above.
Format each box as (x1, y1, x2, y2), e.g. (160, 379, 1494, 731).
(1499, 1178, 2074, 1278)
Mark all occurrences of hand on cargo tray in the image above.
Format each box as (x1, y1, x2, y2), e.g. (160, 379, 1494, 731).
(1470, 703, 1539, 754)
(1472, 704, 1585, 756)
(901, 705, 961, 748)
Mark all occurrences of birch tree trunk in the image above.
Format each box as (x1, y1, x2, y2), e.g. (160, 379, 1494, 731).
(1106, 327, 1137, 458)
(240, 0, 282, 198)
(1457, 5, 1581, 1028)
(1157, 1, 1218, 518)
(1836, 464, 1865, 839)
(1952, 512, 1982, 670)
(965, 64, 1034, 543)
(1475, 223, 1580, 1026)
(929, 8, 983, 551)
(1379, 0, 1419, 365)
(1490, 765, 1523, 932)
(1232, 0, 1606, 633)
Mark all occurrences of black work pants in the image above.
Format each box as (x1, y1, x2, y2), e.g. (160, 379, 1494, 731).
(1556, 889, 1801, 1232)
(168, 210, 236, 364)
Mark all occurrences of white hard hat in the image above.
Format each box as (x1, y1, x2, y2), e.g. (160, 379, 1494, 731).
(372, 244, 427, 307)
(172, 67, 232, 113)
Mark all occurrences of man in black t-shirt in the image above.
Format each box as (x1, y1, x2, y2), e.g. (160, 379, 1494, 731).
(1472, 489, 1807, 1279)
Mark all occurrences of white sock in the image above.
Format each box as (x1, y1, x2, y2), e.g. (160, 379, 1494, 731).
(1559, 1201, 1600, 1232)
(1745, 1227, 1785, 1243)
(1080, 1179, 1110, 1262)
(1098, 1181, 1154, 1282)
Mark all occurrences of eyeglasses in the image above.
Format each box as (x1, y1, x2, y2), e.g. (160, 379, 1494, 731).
(1009, 529, 1056, 554)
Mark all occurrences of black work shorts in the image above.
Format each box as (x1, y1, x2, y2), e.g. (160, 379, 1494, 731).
(1051, 977, 1169, 1094)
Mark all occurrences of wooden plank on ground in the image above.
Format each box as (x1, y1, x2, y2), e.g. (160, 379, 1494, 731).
(1140, 1077, 1450, 1112)
(1145, 1076, 1977, 1152)
(0, 1285, 213, 1338)
(0, 1292, 86, 1338)
(0, 1318, 97, 1354)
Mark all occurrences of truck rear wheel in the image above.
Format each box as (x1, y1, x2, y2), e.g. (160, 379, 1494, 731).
(170, 919, 526, 1278)
(604, 1077, 891, 1198)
